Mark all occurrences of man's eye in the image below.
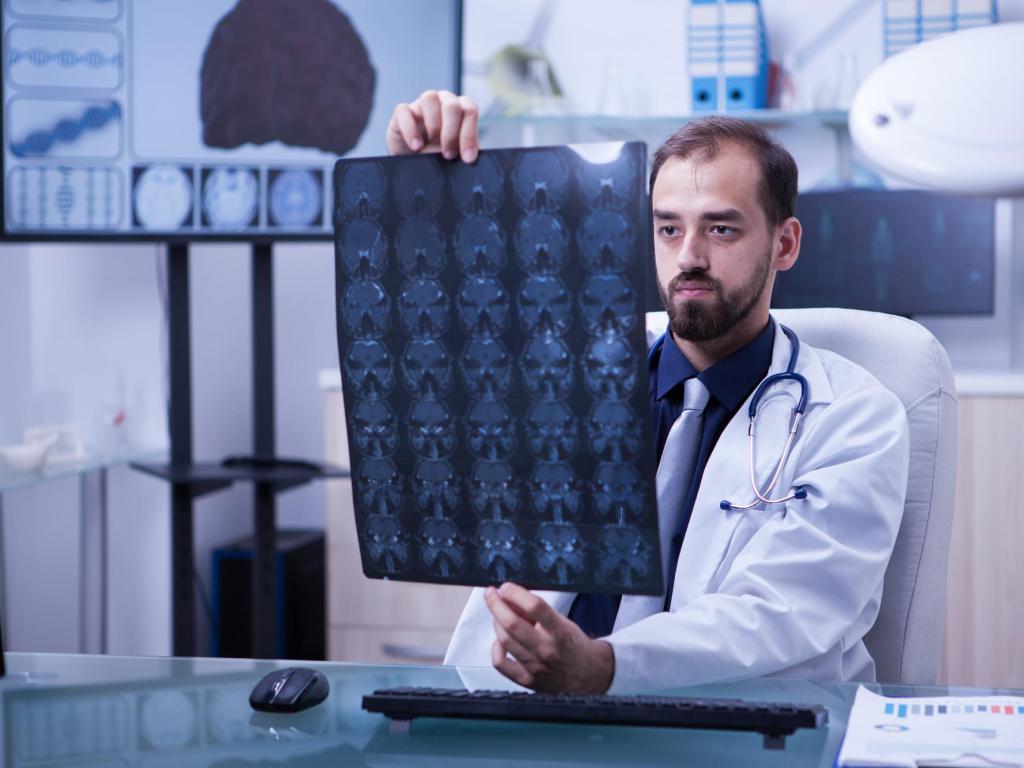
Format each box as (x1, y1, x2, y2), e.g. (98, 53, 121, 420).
(711, 225, 735, 236)
(658, 225, 679, 237)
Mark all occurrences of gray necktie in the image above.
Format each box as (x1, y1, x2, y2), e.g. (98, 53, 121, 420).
(613, 377, 710, 631)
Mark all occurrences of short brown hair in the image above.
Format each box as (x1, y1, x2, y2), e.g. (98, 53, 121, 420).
(650, 116, 798, 229)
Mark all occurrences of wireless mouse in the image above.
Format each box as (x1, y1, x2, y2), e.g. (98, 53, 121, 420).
(249, 666, 329, 713)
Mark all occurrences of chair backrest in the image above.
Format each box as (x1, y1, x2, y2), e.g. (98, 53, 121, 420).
(772, 308, 958, 684)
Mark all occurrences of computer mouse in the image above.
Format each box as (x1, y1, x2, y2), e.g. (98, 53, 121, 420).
(249, 666, 329, 713)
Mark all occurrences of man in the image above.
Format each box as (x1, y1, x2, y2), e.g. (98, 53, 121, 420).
(386, 90, 910, 695)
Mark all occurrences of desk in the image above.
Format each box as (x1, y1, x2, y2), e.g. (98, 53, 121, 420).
(4, 653, 1022, 767)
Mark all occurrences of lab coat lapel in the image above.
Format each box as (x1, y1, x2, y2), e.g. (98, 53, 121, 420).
(667, 321, 827, 606)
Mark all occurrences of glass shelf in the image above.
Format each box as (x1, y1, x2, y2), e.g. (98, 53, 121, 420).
(0, 446, 167, 493)
(479, 109, 849, 145)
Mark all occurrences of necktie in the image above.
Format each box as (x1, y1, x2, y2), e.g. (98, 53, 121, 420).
(613, 377, 710, 632)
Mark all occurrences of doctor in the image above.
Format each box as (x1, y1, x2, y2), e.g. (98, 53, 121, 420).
(387, 91, 910, 695)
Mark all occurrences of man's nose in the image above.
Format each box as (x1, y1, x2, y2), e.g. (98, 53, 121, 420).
(675, 233, 709, 272)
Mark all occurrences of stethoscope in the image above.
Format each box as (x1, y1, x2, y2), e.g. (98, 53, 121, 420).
(649, 323, 810, 513)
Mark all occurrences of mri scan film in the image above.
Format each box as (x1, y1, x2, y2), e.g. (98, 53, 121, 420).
(334, 142, 658, 594)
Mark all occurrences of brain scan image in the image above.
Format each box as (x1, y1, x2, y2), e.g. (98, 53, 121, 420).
(419, 517, 466, 579)
(398, 278, 449, 339)
(535, 521, 586, 585)
(335, 142, 656, 592)
(580, 274, 636, 336)
(202, 168, 258, 229)
(455, 214, 506, 276)
(341, 279, 390, 339)
(579, 209, 635, 273)
(352, 400, 398, 458)
(269, 169, 322, 227)
(397, 216, 446, 277)
(583, 337, 637, 401)
(512, 150, 570, 211)
(450, 154, 504, 214)
(201, 0, 373, 156)
(401, 339, 453, 400)
(521, 337, 574, 401)
(476, 519, 525, 582)
(457, 277, 512, 338)
(587, 401, 643, 462)
(339, 219, 388, 278)
(517, 275, 572, 338)
(344, 340, 394, 400)
(356, 458, 404, 516)
(465, 400, 516, 460)
(529, 462, 581, 522)
(407, 400, 456, 459)
(412, 459, 461, 518)
(340, 161, 386, 219)
(592, 463, 646, 525)
(596, 525, 653, 589)
(133, 164, 192, 230)
(468, 461, 519, 520)
(577, 148, 638, 209)
(396, 157, 444, 217)
(525, 401, 577, 461)
(363, 513, 410, 575)
(459, 338, 513, 400)
(514, 212, 570, 275)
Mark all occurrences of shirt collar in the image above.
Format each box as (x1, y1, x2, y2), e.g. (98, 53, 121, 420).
(654, 320, 776, 411)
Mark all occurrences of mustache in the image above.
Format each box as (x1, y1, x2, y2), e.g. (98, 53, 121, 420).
(668, 271, 721, 294)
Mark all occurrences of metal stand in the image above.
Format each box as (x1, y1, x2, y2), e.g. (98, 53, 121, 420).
(134, 241, 345, 658)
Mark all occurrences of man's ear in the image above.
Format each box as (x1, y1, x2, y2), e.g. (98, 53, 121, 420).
(773, 216, 802, 273)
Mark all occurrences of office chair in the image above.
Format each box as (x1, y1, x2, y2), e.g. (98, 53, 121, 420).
(647, 308, 958, 684)
(772, 308, 958, 684)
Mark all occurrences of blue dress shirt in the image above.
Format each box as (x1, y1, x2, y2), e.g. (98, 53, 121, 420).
(568, 320, 776, 638)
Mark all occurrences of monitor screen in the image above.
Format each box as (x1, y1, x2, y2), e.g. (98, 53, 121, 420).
(772, 189, 995, 316)
(1, 0, 461, 241)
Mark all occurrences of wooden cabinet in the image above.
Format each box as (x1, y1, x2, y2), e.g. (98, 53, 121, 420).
(939, 394, 1024, 688)
(323, 383, 471, 663)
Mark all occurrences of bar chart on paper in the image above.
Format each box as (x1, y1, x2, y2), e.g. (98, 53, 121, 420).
(837, 686, 1024, 767)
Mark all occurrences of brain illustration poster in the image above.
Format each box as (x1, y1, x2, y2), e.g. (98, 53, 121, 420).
(333, 143, 662, 596)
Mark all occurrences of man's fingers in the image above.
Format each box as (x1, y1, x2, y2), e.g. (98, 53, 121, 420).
(418, 90, 443, 147)
(498, 582, 563, 631)
(457, 95, 479, 163)
(492, 639, 534, 688)
(438, 90, 462, 160)
(486, 587, 543, 650)
(493, 618, 538, 665)
(387, 103, 423, 154)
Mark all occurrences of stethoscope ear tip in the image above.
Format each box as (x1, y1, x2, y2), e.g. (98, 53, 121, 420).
(794, 487, 808, 500)
(719, 500, 732, 510)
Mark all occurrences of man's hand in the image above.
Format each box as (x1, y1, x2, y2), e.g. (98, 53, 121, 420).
(485, 583, 615, 694)
(386, 89, 479, 162)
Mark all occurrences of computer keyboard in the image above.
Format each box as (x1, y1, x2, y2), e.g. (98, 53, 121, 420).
(362, 687, 828, 749)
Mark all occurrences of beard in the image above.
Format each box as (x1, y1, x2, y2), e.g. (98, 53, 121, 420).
(658, 248, 772, 342)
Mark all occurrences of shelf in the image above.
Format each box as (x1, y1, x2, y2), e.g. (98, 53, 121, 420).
(131, 459, 349, 499)
(0, 447, 166, 493)
(479, 109, 849, 143)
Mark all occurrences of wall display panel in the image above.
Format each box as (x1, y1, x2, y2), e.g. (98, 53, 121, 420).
(773, 190, 995, 316)
(333, 142, 662, 595)
(1, 0, 460, 240)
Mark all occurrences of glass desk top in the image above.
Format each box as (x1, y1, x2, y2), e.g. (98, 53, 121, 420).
(2, 652, 1020, 767)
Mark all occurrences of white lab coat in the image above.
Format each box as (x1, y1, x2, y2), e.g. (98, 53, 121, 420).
(444, 318, 910, 693)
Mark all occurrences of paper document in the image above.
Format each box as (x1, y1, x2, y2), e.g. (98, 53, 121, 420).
(838, 686, 1024, 767)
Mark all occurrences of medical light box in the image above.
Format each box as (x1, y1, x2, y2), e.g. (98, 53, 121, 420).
(773, 190, 995, 317)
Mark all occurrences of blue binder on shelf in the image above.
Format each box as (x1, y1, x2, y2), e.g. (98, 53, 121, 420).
(883, 0, 998, 58)
(688, 0, 769, 112)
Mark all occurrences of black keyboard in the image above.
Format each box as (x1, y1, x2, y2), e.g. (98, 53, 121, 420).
(362, 687, 828, 750)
